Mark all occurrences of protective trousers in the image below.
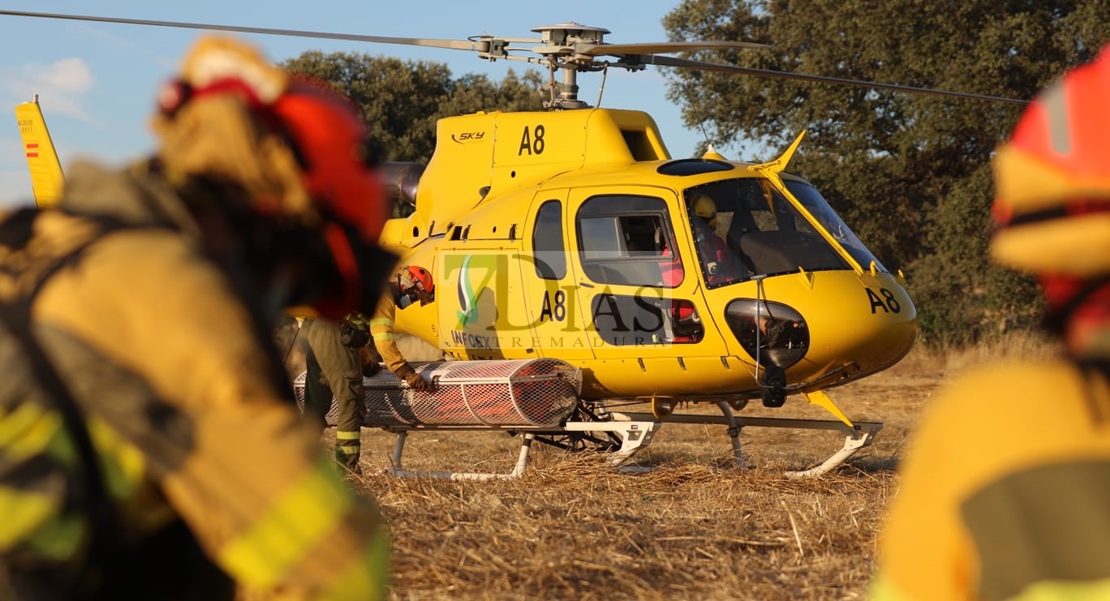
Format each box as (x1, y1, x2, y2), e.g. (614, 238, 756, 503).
(303, 320, 366, 472)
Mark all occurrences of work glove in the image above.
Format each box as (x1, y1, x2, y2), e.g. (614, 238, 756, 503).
(403, 371, 428, 392)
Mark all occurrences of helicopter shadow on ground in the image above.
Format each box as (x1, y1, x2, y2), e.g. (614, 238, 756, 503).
(843, 454, 899, 474)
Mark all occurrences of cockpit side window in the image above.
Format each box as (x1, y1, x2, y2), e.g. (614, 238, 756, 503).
(686, 179, 853, 282)
(532, 200, 567, 280)
(785, 181, 886, 272)
(576, 195, 683, 288)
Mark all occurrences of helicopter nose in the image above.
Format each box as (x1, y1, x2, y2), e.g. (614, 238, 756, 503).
(717, 271, 918, 388)
(723, 299, 809, 370)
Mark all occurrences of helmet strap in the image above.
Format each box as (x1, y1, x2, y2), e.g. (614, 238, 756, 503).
(1043, 275, 1110, 334)
(305, 221, 394, 318)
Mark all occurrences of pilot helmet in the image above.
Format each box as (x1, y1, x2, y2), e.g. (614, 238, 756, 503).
(692, 194, 719, 230)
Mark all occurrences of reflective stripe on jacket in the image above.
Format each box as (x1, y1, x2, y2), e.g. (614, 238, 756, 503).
(0, 162, 389, 600)
(369, 287, 413, 378)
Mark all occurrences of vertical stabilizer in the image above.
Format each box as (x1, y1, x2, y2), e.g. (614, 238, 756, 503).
(15, 95, 65, 207)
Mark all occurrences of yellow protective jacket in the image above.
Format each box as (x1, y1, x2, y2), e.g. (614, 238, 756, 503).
(369, 286, 414, 379)
(0, 162, 388, 600)
(871, 358, 1110, 601)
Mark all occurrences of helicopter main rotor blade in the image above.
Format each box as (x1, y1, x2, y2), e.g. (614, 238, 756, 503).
(644, 54, 1029, 105)
(0, 9, 1030, 105)
(0, 9, 483, 52)
(578, 40, 769, 56)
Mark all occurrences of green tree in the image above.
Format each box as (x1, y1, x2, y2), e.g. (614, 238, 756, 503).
(282, 52, 451, 162)
(281, 52, 545, 216)
(664, 0, 1110, 346)
(282, 52, 545, 162)
(439, 70, 548, 122)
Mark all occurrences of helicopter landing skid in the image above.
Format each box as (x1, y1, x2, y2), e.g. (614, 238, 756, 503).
(378, 406, 878, 479)
(382, 418, 661, 480)
(611, 405, 883, 478)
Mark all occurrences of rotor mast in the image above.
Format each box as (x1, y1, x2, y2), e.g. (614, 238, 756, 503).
(532, 23, 615, 110)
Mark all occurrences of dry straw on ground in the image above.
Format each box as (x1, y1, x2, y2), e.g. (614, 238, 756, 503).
(0, 333, 1056, 600)
(340, 332, 1059, 601)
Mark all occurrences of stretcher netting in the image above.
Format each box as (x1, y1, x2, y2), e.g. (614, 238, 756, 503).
(294, 359, 581, 428)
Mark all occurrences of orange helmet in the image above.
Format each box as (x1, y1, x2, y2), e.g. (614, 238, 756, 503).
(396, 265, 434, 307)
(399, 263, 432, 306)
(992, 45, 1110, 281)
(991, 44, 1110, 330)
(405, 265, 435, 295)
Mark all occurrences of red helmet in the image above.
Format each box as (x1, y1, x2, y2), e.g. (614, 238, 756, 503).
(271, 80, 393, 318)
(991, 44, 1110, 316)
(271, 80, 386, 243)
(405, 265, 434, 295)
(992, 45, 1110, 278)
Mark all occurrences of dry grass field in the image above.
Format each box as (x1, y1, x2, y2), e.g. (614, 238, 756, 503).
(340, 332, 1058, 601)
(0, 332, 1059, 600)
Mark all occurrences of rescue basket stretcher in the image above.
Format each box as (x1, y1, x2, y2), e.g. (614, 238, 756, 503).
(296, 358, 582, 428)
(292, 357, 883, 480)
(293, 359, 659, 478)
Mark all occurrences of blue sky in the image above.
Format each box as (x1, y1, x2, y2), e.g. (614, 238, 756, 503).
(0, 0, 762, 207)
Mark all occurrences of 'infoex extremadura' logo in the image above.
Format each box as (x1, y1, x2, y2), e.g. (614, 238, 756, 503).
(442, 251, 684, 353)
(444, 252, 509, 351)
(455, 255, 479, 328)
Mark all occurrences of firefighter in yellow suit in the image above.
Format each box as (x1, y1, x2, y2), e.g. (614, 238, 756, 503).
(302, 314, 372, 473)
(371, 265, 435, 391)
(871, 45, 1110, 601)
(0, 36, 392, 600)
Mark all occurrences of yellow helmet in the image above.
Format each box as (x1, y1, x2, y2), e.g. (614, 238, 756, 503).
(692, 194, 718, 230)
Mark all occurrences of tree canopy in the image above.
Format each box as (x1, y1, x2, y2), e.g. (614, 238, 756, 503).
(282, 51, 546, 163)
(664, 0, 1110, 346)
(281, 51, 546, 216)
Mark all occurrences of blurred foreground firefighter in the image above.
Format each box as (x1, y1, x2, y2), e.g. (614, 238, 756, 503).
(872, 46, 1110, 601)
(371, 265, 435, 391)
(0, 36, 394, 600)
(302, 314, 374, 473)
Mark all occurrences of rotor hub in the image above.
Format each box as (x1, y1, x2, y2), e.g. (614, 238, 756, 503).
(532, 22, 611, 66)
(532, 22, 610, 47)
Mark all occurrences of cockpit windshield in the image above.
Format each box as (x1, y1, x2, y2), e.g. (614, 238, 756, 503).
(684, 178, 884, 288)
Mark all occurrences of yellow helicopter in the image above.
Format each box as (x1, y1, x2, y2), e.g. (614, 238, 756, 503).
(6, 10, 1026, 478)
